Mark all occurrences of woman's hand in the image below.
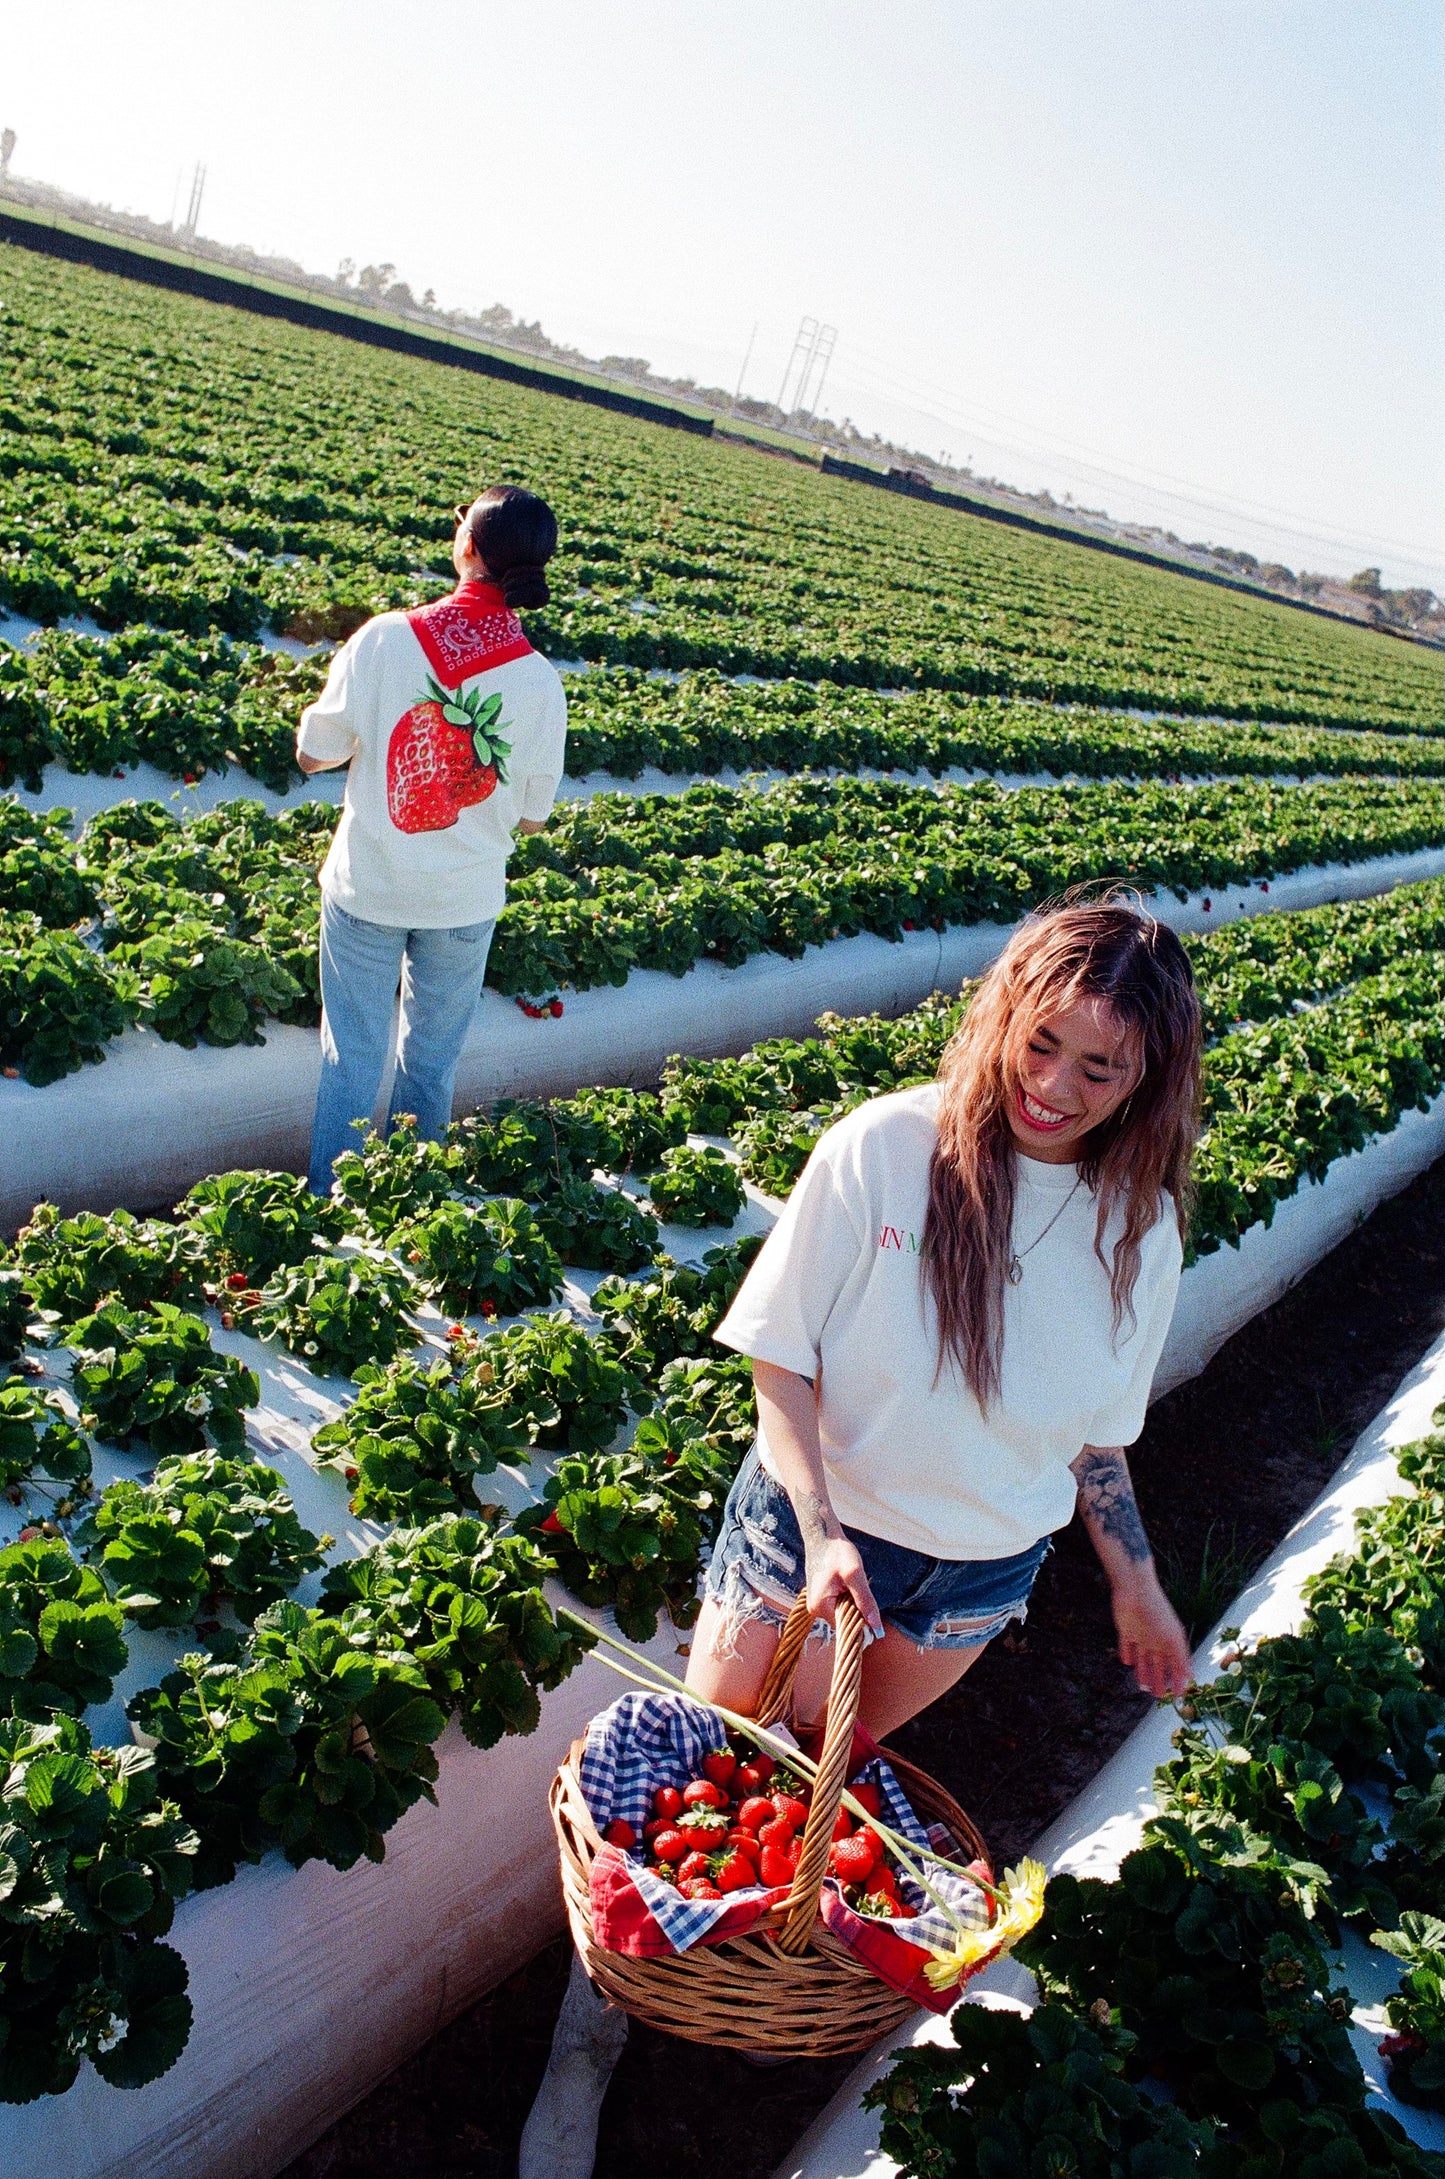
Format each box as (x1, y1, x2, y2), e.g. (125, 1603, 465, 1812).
(1110, 1566, 1194, 1699)
(805, 1534, 884, 1638)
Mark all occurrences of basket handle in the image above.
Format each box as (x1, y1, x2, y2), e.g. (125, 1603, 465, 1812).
(774, 1591, 867, 1955)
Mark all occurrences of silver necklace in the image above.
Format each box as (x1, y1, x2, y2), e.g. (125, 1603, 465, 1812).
(1007, 1176, 1082, 1285)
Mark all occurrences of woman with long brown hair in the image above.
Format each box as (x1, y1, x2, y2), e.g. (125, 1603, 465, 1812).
(520, 892, 1202, 2177)
(691, 889, 1201, 1733)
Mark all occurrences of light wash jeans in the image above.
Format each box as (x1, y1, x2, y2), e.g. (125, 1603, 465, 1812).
(308, 893, 497, 1194)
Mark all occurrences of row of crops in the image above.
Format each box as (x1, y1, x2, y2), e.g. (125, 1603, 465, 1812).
(6, 636, 1445, 802)
(870, 1416, 1445, 2175)
(2, 243, 1441, 728)
(3, 775, 1440, 1084)
(0, 881, 1439, 2105)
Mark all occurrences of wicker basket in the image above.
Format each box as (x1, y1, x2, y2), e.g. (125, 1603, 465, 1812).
(550, 1593, 990, 2059)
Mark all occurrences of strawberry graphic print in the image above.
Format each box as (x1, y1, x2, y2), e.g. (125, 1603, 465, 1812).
(387, 676, 513, 833)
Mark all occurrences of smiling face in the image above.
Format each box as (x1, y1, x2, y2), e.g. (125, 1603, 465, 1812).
(1003, 992, 1141, 1164)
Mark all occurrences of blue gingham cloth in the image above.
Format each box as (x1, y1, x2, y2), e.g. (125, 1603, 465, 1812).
(580, 1689, 988, 1955)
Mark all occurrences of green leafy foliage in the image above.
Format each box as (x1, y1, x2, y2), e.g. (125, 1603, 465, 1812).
(181, 1166, 351, 1283)
(113, 919, 304, 1048)
(0, 1268, 30, 1362)
(515, 1441, 720, 1640)
(310, 1351, 531, 1523)
(866, 2001, 1217, 2179)
(69, 1302, 258, 1456)
(0, 913, 139, 1085)
(0, 1712, 197, 2102)
(0, 1381, 90, 1495)
(1015, 1817, 1363, 2130)
(248, 1251, 418, 1378)
(0, 1539, 127, 1718)
(591, 1236, 763, 1366)
(14, 1201, 208, 1329)
(646, 1143, 747, 1228)
(530, 1177, 660, 1272)
(326, 1118, 463, 1237)
(77, 1453, 330, 1629)
(394, 1196, 563, 1318)
(487, 1314, 649, 1454)
(321, 1519, 592, 1747)
(129, 1602, 446, 1887)
(550, 1085, 688, 1173)
(447, 1098, 594, 1200)
(1372, 1913, 1445, 2113)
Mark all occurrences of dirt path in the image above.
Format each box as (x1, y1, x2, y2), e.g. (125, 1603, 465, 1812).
(282, 1155, 1445, 2179)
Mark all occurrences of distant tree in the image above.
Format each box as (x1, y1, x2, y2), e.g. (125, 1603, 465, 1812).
(1259, 563, 1296, 587)
(1348, 566, 1383, 596)
(387, 280, 416, 308)
(0, 128, 15, 179)
(357, 262, 395, 299)
(1297, 572, 1326, 597)
(422, 288, 436, 309)
(599, 355, 653, 379)
(336, 257, 356, 286)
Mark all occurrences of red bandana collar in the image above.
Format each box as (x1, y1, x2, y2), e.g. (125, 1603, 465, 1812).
(406, 581, 533, 689)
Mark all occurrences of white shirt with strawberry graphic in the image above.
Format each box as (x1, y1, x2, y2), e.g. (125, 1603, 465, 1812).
(297, 581, 568, 927)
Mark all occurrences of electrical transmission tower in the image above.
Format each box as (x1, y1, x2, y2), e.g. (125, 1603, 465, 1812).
(777, 315, 838, 422)
(180, 161, 206, 241)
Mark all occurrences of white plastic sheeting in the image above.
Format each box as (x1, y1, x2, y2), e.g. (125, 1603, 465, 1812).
(5, 846, 1439, 1231)
(775, 1337, 1445, 2179)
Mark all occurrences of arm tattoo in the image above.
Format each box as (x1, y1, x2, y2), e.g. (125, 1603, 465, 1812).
(1073, 1447, 1152, 1564)
(795, 1486, 842, 1557)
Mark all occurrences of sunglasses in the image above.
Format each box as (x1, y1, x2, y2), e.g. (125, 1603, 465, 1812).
(453, 502, 472, 529)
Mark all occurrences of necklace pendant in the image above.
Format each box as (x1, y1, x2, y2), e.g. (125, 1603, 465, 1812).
(1007, 1256, 1023, 1286)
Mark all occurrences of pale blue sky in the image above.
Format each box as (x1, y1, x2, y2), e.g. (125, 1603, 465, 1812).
(3, 1, 1440, 585)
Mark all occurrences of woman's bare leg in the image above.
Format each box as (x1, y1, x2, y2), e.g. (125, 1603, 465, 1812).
(685, 1595, 835, 1726)
(856, 1625, 987, 1740)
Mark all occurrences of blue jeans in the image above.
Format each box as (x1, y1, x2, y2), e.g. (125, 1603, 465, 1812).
(705, 1446, 1051, 1651)
(308, 894, 496, 1194)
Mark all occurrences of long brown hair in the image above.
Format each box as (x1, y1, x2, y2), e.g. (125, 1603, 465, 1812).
(921, 892, 1202, 1408)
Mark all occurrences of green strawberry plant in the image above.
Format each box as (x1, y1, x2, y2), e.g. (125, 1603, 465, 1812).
(515, 1440, 720, 1640)
(130, 1603, 446, 1885)
(14, 1202, 208, 1330)
(0, 1713, 199, 2103)
(77, 1453, 331, 1629)
(310, 1352, 531, 1523)
(395, 1196, 563, 1319)
(326, 1117, 463, 1237)
(0, 1381, 91, 1498)
(531, 1176, 659, 1272)
(248, 1251, 418, 1378)
(646, 1143, 747, 1228)
(591, 1235, 762, 1367)
(1372, 1914, 1445, 2113)
(550, 1085, 688, 1174)
(181, 1166, 352, 1284)
(0, 915, 140, 1085)
(69, 1302, 259, 1457)
(0, 1538, 128, 1718)
(865, 2002, 1218, 2179)
(114, 919, 305, 1048)
(322, 1518, 591, 1746)
(486, 1314, 649, 1455)
(447, 1098, 596, 1199)
(652, 1351, 758, 1474)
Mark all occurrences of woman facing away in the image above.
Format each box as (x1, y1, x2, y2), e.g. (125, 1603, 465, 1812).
(295, 485, 566, 1196)
(521, 892, 1203, 2179)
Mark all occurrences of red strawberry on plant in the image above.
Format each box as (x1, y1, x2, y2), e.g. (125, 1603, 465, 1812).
(386, 678, 512, 834)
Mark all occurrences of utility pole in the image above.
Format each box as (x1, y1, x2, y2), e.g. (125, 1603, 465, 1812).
(0, 129, 15, 182)
(777, 315, 838, 424)
(777, 316, 819, 418)
(731, 321, 759, 414)
(181, 161, 206, 241)
(800, 324, 837, 420)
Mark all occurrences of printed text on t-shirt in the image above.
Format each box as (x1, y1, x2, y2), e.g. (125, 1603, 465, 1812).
(878, 1226, 919, 1252)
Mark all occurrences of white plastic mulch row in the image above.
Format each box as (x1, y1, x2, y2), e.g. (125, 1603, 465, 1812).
(0, 1104, 1439, 2179)
(775, 1333, 1445, 2179)
(4, 845, 1439, 1234)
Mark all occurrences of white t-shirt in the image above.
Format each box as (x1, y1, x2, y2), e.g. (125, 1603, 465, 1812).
(714, 1084, 1182, 1560)
(296, 581, 568, 928)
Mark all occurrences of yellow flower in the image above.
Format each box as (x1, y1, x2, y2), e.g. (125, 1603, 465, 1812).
(922, 1859, 1048, 1992)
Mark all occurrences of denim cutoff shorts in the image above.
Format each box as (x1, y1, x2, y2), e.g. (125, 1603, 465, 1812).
(704, 1446, 1051, 1652)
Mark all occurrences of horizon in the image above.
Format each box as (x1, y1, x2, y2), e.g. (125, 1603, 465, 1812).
(1, 0, 1440, 591)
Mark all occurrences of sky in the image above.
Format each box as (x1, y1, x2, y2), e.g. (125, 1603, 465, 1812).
(2, 1, 1441, 588)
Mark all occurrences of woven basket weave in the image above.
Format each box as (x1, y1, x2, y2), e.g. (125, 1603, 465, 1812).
(550, 1593, 990, 2060)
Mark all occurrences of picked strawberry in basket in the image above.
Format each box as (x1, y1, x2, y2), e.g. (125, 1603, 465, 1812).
(549, 1594, 1048, 2060)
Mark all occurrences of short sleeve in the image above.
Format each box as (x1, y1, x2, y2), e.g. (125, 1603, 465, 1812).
(1085, 1224, 1183, 1446)
(296, 632, 364, 763)
(713, 1139, 866, 1380)
(519, 670, 568, 822)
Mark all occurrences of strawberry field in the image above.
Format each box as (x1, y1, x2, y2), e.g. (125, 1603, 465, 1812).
(0, 226, 1441, 2171)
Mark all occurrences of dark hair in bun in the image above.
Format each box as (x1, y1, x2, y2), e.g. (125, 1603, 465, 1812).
(462, 485, 558, 611)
